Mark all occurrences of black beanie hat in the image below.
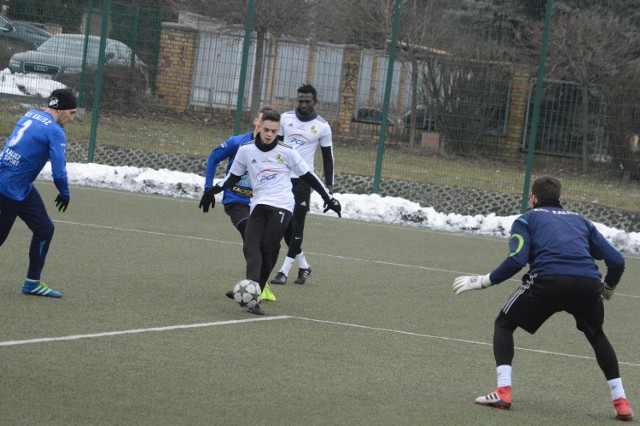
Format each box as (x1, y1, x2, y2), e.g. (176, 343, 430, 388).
(48, 89, 77, 110)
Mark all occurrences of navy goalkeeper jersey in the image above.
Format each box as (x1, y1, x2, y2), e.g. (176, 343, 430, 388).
(0, 109, 69, 201)
(490, 205, 624, 286)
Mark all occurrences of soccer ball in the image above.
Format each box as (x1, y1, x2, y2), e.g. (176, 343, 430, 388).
(232, 279, 261, 308)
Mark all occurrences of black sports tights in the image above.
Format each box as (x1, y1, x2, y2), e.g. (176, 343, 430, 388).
(493, 317, 620, 380)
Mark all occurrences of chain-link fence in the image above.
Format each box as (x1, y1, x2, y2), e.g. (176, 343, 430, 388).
(2, 1, 640, 230)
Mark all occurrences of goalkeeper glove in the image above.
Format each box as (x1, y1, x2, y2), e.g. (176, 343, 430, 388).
(54, 195, 69, 212)
(199, 187, 217, 213)
(452, 274, 493, 295)
(323, 197, 341, 217)
(602, 282, 616, 300)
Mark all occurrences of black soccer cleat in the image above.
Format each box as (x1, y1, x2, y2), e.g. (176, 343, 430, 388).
(294, 267, 312, 285)
(270, 272, 287, 285)
(225, 290, 234, 300)
(247, 304, 264, 315)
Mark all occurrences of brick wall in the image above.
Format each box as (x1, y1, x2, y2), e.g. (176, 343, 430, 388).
(504, 64, 530, 158)
(155, 22, 197, 111)
(337, 47, 360, 137)
(153, 24, 531, 156)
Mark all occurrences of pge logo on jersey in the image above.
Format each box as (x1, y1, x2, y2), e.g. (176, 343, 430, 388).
(257, 169, 279, 182)
(289, 134, 310, 146)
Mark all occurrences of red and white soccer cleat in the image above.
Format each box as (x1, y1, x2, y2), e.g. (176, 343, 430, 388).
(475, 386, 512, 410)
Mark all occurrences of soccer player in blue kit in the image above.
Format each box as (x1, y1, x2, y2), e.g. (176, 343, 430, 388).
(0, 88, 77, 298)
(452, 176, 633, 421)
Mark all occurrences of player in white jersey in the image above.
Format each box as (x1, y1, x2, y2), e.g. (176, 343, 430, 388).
(270, 84, 335, 286)
(207, 109, 341, 315)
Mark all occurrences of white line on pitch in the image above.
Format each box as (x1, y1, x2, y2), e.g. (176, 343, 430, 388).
(0, 316, 290, 347)
(53, 220, 640, 298)
(290, 316, 640, 368)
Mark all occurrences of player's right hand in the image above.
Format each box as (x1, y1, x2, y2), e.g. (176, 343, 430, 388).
(602, 282, 616, 300)
(199, 187, 216, 213)
(452, 274, 492, 295)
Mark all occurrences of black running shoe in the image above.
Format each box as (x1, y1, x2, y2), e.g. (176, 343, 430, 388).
(226, 291, 234, 300)
(247, 304, 264, 315)
(294, 267, 312, 284)
(270, 272, 287, 285)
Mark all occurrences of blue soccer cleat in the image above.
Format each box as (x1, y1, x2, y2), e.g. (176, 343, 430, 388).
(22, 281, 62, 298)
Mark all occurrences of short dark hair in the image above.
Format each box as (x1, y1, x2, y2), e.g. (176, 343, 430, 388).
(256, 105, 275, 119)
(260, 108, 281, 123)
(532, 176, 561, 204)
(297, 84, 317, 101)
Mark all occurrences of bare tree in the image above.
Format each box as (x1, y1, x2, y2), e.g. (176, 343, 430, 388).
(538, 7, 640, 172)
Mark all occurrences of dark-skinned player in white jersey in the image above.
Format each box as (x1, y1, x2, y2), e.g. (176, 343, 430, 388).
(202, 109, 341, 315)
(270, 84, 334, 286)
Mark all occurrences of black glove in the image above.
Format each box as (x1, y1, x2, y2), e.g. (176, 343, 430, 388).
(323, 197, 341, 218)
(54, 195, 69, 212)
(323, 186, 333, 211)
(199, 187, 217, 213)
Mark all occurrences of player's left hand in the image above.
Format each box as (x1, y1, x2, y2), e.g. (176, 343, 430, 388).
(323, 186, 334, 211)
(323, 197, 341, 218)
(199, 187, 216, 213)
(54, 194, 69, 212)
(452, 274, 493, 295)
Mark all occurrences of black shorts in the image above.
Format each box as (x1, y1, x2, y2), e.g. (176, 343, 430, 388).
(291, 178, 312, 212)
(498, 274, 605, 337)
(223, 202, 250, 227)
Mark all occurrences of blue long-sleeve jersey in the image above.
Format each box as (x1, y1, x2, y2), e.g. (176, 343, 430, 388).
(0, 109, 69, 201)
(490, 206, 625, 286)
(204, 131, 253, 205)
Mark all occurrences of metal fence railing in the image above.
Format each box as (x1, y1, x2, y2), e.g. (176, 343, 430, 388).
(2, 1, 640, 230)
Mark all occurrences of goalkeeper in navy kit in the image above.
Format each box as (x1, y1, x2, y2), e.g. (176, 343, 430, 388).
(453, 175, 632, 421)
(199, 109, 341, 315)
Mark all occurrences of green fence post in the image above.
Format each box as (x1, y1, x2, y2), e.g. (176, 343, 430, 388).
(372, 0, 401, 194)
(87, 0, 110, 163)
(150, 8, 163, 93)
(520, 0, 554, 212)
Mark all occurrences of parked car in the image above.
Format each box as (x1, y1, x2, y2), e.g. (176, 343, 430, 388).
(0, 13, 51, 50)
(9, 33, 148, 88)
(403, 105, 438, 131)
(353, 107, 398, 126)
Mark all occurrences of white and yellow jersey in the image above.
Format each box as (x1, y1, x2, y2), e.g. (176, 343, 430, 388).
(279, 110, 332, 178)
(227, 140, 311, 213)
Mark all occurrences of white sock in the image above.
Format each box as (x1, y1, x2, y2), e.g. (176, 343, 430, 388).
(296, 252, 310, 269)
(608, 378, 627, 400)
(280, 257, 295, 276)
(497, 365, 512, 388)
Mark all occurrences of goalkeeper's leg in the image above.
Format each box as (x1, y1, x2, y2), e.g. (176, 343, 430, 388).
(585, 329, 633, 420)
(475, 317, 517, 409)
(493, 317, 517, 367)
